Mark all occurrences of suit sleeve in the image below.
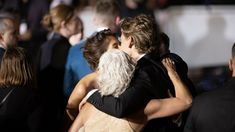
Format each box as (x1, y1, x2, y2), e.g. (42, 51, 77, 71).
(87, 68, 153, 118)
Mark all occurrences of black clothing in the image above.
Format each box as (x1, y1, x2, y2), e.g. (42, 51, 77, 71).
(37, 33, 71, 131)
(0, 85, 42, 132)
(184, 77, 235, 132)
(161, 53, 196, 97)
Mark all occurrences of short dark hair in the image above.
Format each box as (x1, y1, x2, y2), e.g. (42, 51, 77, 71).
(83, 29, 116, 70)
(159, 32, 170, 55)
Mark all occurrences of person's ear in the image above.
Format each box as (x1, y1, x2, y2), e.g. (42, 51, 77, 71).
(0, 33, 4, 41)
(128, 37, 134, 48)
(115, 16, 120, 26)
(60, 21, 66, 29)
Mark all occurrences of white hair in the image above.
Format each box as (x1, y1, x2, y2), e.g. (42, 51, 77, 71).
(97, 49, 136, 97)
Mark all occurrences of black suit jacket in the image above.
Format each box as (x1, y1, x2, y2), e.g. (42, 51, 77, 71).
(184, 77, 235, 132)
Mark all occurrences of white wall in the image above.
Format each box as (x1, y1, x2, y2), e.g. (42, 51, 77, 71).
(156, 6, 235, 68)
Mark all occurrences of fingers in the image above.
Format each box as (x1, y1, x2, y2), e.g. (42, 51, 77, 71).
(162, 58, 175, 69)
(162, 58, 176, 73)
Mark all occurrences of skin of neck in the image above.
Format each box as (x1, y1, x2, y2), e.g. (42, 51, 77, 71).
(130, 48, 144, 61)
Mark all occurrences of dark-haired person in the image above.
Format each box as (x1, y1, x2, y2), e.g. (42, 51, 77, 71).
(159, 32, 197, 131)
(66, 29, 119, 121)
(0, 47, 42, 132)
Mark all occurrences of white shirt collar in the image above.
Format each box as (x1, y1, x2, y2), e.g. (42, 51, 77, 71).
(137, 54, 146, 61)
(96, 27, 109, 32)
(0, 44, 5, 49)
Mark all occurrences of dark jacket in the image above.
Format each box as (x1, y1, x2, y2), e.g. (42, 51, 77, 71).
(37, 33, 71, 131)
(184, 77, 235, 132)
(0, 85, 42, 132)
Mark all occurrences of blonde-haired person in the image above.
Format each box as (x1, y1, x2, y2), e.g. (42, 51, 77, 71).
(69, 49, 192, 132)
(0, 47, 42, 131)
(37, 4, 82, 131)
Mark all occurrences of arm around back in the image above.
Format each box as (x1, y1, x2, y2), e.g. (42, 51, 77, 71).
(66, 72, 97, 120)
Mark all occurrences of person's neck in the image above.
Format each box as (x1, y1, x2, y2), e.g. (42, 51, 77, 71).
(131, 52, 145, 61)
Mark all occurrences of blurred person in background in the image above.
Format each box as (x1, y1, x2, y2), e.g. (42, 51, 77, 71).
(0, 11, 18, 64)
(157, 32, 196, 131)
(0, 47, 42, 132)
(37, 4, 81, 131)
(117, 0, 155, 18)
(0, 0, 50, 66)
(184, 43, 235, 132)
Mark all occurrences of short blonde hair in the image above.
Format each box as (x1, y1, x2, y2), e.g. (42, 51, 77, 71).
(97, 49, 136, 97)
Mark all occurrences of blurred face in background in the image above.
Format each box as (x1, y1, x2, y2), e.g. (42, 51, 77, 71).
(0, 19, 18, 48)
(65, 15, 82, 38)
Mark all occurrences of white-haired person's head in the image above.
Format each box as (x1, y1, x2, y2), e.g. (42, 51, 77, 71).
(97, 49, 136, 97)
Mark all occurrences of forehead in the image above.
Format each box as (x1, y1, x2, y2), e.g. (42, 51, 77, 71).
(0, 18, 16, 33)
(108, 36, 118, 42)
(4, 19, 16, 29)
